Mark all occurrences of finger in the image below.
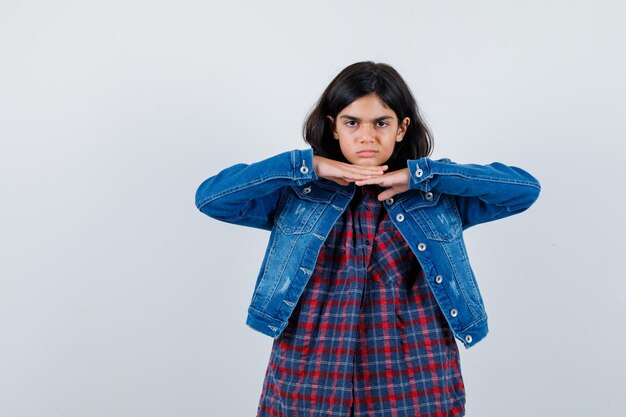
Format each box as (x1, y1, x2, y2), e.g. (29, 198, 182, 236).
(342, 164, 388, 175)
(344, 172, 386, 182)
(339, 163, 391, 183)
(334, 178, 350, 186)
(344, 163, 388, 171)
(344, 176, 362, 183)
(344, 170, 387, 181)
(355, 175, 391, 186)
(377, 188, 399, 201)
(354, 177, 380, 186)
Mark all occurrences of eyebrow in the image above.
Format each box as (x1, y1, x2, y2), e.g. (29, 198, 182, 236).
(339, 115, 394, 122)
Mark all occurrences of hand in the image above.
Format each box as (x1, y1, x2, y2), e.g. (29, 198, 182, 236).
(354, 168, 411, 201)
(313, 155, 388, 186)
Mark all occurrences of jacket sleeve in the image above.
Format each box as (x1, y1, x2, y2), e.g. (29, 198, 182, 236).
(194, 148, 319, 231)
(406, 157, 541, 230)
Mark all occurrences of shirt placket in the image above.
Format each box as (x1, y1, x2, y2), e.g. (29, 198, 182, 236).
(355, 187, 378, 272)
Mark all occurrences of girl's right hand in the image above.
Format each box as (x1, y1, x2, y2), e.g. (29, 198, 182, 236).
(312, 155, 388, 186)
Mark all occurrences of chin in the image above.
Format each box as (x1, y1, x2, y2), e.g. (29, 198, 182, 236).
(351, 157, 380, 166)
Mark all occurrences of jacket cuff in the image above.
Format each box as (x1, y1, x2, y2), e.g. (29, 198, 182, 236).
(407, 157, 432, 191)
(407, 157, 453, 191)
(293, 148, 319, 185)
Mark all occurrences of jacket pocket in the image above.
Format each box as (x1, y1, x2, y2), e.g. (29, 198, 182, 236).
(404, 192, 463, 242)
(275, 184, 332, 235)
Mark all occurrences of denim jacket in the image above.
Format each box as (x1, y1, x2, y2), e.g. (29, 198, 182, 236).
(195, 148, 541, 349)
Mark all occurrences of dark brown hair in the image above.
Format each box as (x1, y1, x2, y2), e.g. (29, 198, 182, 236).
(302, 61, 433, 171)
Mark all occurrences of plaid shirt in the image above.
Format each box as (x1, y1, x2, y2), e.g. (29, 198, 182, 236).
(257, 185, 466, 417)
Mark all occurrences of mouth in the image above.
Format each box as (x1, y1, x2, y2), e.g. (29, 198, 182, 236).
(357, 150, 378, 157)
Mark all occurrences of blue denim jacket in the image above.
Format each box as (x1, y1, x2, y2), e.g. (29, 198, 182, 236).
(195, 148, 541, 349)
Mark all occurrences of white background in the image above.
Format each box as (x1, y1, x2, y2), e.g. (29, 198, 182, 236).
(1, 1, 625, 416)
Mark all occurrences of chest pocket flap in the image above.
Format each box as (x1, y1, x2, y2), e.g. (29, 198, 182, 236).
(275, 183, 334, 235)
(402, 191, 462, 242)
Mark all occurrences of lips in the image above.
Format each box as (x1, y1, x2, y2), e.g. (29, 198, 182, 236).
(357, 150, 378, 157)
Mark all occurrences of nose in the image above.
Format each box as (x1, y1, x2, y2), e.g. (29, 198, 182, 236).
(359, 123, 376, 143)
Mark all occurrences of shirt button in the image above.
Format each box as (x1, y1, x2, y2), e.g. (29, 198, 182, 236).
(385, 197, 394, 205)
(450, 308, 458, 318)
(425, 191, 434, 200)
(435, 274, 443, 284)
(415, 168, 423, 178)
(303, 186, 311, 194)
(417, 242, 427, 251)
(364, 206, 370, 212)
(396, 213, 404, 222)
(300, 166, 309, 174)
(365, 239, 371, 246)
(464, 335, 473, 343)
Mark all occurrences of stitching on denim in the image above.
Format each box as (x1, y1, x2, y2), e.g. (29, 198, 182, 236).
(458, 314, 488, 333)
(429, 170, 541, 189)
(248, 305, 284, 322)
(196, 173, 294, 209)
(440, 242, 479, 319)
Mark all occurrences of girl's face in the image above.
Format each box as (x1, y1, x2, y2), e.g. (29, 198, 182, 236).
(327, 93, 410, 167)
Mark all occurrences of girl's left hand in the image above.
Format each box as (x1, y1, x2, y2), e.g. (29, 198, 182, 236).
(354, 168, 411, 201)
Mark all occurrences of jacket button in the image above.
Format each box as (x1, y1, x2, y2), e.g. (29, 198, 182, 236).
(450, 308, 458, 318)
(396, 213, 404, 222)
(415, 168, 423, 178)
(435, 274, 443, 284)
(465, 335, 473, 343)
(417, 243, 426, 251)
(300, 166, 309, 174)
(385, 197, 394, 205)
(303, 186, 311, 194)
(425, 191, 434, 200)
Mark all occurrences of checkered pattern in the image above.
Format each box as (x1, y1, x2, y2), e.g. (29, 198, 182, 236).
(257, 185, 466, 417)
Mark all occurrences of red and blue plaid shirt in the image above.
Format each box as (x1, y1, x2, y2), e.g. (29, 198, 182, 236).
(257, 185, 466, 417)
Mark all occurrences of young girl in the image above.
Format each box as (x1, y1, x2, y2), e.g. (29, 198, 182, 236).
(195, 61, 541, 417)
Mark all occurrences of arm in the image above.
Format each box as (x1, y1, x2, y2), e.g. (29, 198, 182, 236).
(406, 157, 541, 230)
(194, 148, 318, 230)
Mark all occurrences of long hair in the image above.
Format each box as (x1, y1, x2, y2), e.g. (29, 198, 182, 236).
(302, 61, 433, 171)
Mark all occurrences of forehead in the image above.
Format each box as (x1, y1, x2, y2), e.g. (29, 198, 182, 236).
(338, 93, 396, 118)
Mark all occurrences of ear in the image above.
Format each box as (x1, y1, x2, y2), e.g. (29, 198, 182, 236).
(396, 117, 410, 142)
(326, 115, 339, 140)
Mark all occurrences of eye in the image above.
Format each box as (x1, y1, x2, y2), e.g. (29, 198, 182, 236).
(345, 120, 357, 127)
(376, 121, 388, 127)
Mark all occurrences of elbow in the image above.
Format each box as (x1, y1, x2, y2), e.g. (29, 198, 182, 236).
(195, 193, 226, 221)
(513, 164, 541, 207)
(530, 180, 541, 206)
(509, 176, 541, 214)
(194, 180, 238, 222)
(195, 179, 215, 216)
(525, 172, 542, 207)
